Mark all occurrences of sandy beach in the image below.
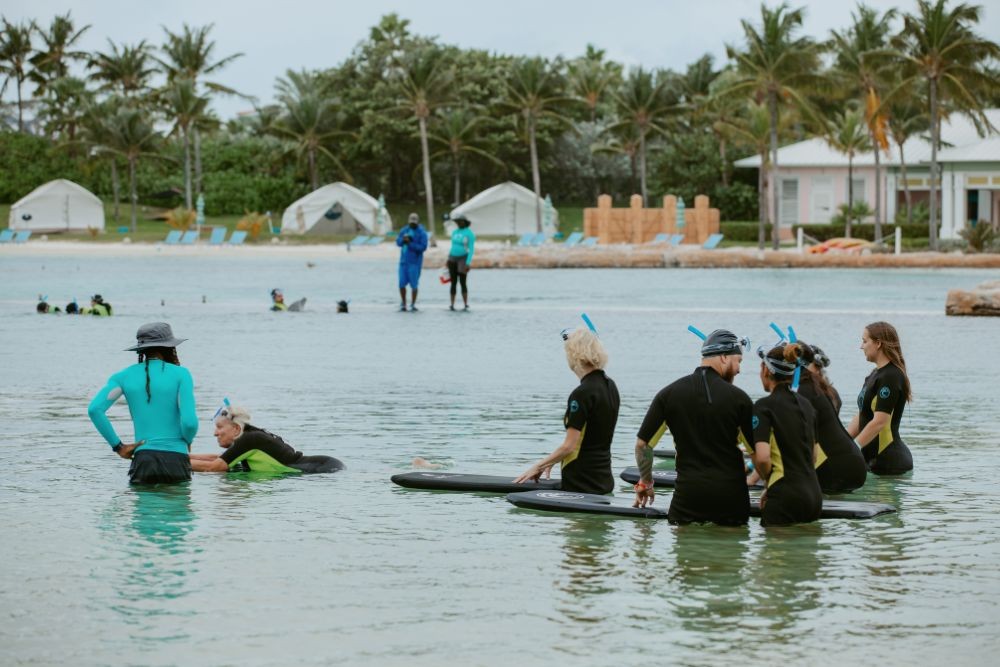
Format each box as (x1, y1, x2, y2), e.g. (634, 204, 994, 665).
(5, 238, 1000, 269)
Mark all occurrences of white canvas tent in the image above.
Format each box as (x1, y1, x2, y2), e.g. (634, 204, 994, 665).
(280, 182, 391, 235)
(9, 179, 105, 233)
(449, 181, 559, 237)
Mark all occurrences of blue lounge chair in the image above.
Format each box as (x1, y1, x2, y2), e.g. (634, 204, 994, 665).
(228, 230, 248, 245)
(347, 234, 370, 247)
(669, 234, 685, 247)
(208, 227, 228, 245)
(366, 236, 384, 245)
(562, 231, 583, 247)
(0, 229, 14, 243)
(180, 230, 198, 244)
(117, 226, 129, 234)
(580, 236, 599, 248)
(702, 233, 724, 249)
(516, 232, 534, 247)
(13, 230, 32, 243)
(163, 230, 182, 245)
(531, 232, 546, 246)
(649, 233, 668, 245)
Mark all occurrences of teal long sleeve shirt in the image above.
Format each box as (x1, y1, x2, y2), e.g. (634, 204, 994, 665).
(449, 227, 475, 266)
(88, 360, 198, 454)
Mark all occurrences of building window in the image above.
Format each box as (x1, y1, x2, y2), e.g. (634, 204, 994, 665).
(780, 179, 799, 225)
(847, 177, 866, 207)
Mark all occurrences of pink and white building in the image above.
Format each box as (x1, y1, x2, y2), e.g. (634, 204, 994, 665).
(734, 109, 1000, 239)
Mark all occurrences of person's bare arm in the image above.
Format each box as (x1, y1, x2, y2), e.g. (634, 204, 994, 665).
(513, 428, 581, 483)
(852, 412, 891, 448)
(191, 457, 229, 473)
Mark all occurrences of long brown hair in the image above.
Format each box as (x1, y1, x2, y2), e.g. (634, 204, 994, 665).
(865, 321, 912, 402)
(794, 340, 840, 407)
(137, 346, 180, 403)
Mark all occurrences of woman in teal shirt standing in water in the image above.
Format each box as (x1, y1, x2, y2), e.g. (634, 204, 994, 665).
(88, 322, 198, 484)
(447, 214, 475, 311)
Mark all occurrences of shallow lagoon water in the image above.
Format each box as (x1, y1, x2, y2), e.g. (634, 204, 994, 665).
(2, 252, 999, 666)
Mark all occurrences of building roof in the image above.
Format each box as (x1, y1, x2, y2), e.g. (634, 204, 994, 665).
(734, 108, 1000, 168)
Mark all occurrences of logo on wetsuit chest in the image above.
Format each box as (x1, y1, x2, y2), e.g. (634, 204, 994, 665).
(570, 400, 579, 413)
(879, 386, 891, 399)
(752, 415, 759, 429)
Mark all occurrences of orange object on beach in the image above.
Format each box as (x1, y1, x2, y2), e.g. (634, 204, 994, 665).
(807, 237, 873, 254)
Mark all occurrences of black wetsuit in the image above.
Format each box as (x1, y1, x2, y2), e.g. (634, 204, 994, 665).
(560, 369, 620, 494)
(220, 425, 344, 473)
(753, 386, 823, 526)
(637, 367, 755, 526)
(857, 363, 913, 475)
(798, 370, 867, 493)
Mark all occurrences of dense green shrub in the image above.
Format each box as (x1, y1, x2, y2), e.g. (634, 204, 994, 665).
(0, 131, 83, 201)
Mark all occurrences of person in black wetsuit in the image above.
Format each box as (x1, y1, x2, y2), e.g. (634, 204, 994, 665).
(752, 343, 823, 526)
(808, 344, 842, 414)
(632, 329, 755, 525)
(190, 405, 344, 474)
(847, 321, 913, 475)
(513, 327, 620, 494)
(757, 341, 865, 493)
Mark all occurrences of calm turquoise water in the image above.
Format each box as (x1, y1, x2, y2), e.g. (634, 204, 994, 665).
(2, 251, 999, 666)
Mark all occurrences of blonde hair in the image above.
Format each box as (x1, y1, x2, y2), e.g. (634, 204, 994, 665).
(218, 405, 252, 431)
(564, 328, 607, 374)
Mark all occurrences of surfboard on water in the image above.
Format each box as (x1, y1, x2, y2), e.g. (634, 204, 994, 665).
(287, 298, 307, 312)
(507, 490, 667, 518)
(391, 472, 560, 493)
(619, 467, 764, 489)
(508, 489, 895, 520)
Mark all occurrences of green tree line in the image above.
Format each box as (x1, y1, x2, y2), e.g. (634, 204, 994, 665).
(2, 2, 998, 247)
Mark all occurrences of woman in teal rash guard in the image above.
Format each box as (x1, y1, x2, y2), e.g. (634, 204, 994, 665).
(447, 214, 475, 311)
(88, 322, 198, 484)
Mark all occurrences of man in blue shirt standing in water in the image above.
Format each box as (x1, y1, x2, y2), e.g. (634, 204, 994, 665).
(396, 212, 428, 311)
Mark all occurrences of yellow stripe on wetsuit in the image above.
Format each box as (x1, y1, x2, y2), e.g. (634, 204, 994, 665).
(870, 397, 895, 454)
(768, 430, 785, 487)
(561, 424, 587, 468)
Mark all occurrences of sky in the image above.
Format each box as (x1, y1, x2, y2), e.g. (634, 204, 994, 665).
(4, 0, 1000, 120)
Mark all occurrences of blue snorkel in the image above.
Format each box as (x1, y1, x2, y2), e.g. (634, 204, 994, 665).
(687, 325, 707, 341)
(213, 397, 231, 419)
(581, 313, 598, 335)
(787, 325, 802, 391)
(769, 322, 786, 342)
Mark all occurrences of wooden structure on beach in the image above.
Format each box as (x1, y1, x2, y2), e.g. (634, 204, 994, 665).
(583, 194, 720, 245)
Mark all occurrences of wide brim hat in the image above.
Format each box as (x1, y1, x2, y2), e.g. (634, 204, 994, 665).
(125, 322, 187, 351)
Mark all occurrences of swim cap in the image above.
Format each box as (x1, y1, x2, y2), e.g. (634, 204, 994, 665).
(701, 330, 749, 357)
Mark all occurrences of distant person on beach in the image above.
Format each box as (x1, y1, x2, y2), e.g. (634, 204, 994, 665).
(752, 343, 823, 526)
(847, 321, 913, 475)
(85, 294, 112, 316)
(514, 327, 619, 494)
(88, 322, 197, 485)
(396, 212, 428, 311)
(447, 214, 475, 311)
(632, 329, 755, 525)
(190, 405, 344, 474)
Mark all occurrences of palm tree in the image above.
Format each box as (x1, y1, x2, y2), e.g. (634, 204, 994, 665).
(159, 24, 245, 196)
(426, 108, 504, 205)
(568, 45, 619, 122)
(394, 47, 453, 238)
(721, 2, 825, 249)
(28, 12, 90, 97)
(271, 69, 352, 190)
(705, 69, 745, 188)
(78, 99, 124, 222)
(831, 5, 897, 244)
(608, 67, 678, 206)
(160, 78, 210, 209)
(38, 75, 92, 144)
(592, 123, 642, 195)
(103, 108, 168, 232)
(886, 95, 929, 224)
(88, 40, 156, 100)
(886, 0, 1000, 250)
(825, 107, 872, 238)
(716, 101, 789, 248)
(500, 57, 576, 232)
(0, 18, 35, 131)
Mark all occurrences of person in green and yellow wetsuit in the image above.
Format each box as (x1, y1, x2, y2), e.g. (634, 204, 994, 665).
(447, 215, 475, 311)
(270, 288, 288, 311)
(84, 293, 112, 316)
(513, 326, 619, 493)
(88, 322, 197, 484)
(847, 321, 913, 475)
(190, 405, 344, 474)
(752, 343, 823, 526)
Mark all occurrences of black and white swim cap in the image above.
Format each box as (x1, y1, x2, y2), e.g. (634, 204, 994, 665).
(701, 329, 749, 357)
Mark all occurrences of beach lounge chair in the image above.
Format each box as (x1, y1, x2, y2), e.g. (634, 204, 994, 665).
(516, 233, 534, 247)
(531, 232, 546, 246)
(580, 236, 599, 248)
(669, 234, 685, 247)
(163, 230, 182, 245)
(208, 227, 228, 245)
(366, 236, 384, 245)
(702, 233, 724, 249)
(180, 230, 199, 244)
(649, 233, 668, 245)
(117, 226, 129, 234)
(0, 229, 14, 243)
(347, 234, 370, 247)
(14, 230, 32, 243)
(562, 231, 583, 247)
(228, 230, 248, 245)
